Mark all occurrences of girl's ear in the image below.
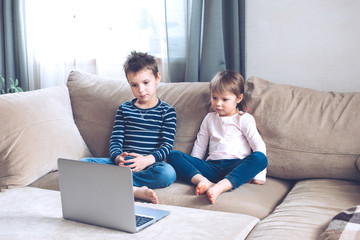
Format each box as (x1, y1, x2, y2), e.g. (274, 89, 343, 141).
(237, 93, 244, 103)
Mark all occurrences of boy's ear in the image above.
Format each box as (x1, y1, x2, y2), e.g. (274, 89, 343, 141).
(156, 72, 161, 82)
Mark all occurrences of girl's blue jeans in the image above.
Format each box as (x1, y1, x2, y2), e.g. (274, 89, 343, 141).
(81, 157, 176, 189)
(167, 151, 267, 189)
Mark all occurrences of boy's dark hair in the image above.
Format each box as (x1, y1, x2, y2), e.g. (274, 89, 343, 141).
(123, 51, 158, 80)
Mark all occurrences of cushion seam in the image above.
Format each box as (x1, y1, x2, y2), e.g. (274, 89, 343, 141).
(267, 145, 359, 156)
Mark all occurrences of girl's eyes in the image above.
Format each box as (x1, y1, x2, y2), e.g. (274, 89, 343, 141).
(212, 97, 229, 101)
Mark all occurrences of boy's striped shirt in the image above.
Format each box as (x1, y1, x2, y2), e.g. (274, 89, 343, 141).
(109, 98, 176, 162)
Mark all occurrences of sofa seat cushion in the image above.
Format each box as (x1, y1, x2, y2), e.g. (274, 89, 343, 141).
(0, 187, 259, 239)
(28, 171, 60, 191)
(154, 177, 294, 219)
(246, 179, 360, 240)
(0, 86, 91, 189)
(30, 172, 293, 220)
(245, 77, 360, 181)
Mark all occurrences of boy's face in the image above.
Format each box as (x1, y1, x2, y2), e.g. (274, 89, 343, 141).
(127, 69, 161, 108)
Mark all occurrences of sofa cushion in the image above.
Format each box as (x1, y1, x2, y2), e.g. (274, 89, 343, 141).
(67, 70, 132, 157)
(245, 77, 360, 181)
(29, 171, 294, 219)
(67, 70, 211, 157)
(154, 177, 294, 220)
(246, 179, 360, 240)
(0, 86, 91, 189)
(157, 82, 210, 154)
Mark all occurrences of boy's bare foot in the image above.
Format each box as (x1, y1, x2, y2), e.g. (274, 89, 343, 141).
(248, 179, 265, 185)
(195, 179, 215, 195)
(206, 179, 233, 204)
(133, 186, 158, 204)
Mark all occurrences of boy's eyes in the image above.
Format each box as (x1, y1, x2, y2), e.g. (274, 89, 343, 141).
(130, 82, 149, 87)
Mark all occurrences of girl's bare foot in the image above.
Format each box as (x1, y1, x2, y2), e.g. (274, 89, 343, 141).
(207, 186, 222, 204)
(191, 174, 215, 196)
(133, 186, 159, 204)
(206, 179, 233, 204)
(195, 180, 215, 195)
(248, 179, 265, 185)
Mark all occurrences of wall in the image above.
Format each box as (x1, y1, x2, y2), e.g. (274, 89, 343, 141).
(245, 0, 360, 92)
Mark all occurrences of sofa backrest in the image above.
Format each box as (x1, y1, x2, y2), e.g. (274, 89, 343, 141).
(67, 70, 210, 158)
(67, 70, 360, 181)
(245, 77, 360, 181)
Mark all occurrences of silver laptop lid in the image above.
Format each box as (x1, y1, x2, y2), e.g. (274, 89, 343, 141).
(58, 158, 137, 233)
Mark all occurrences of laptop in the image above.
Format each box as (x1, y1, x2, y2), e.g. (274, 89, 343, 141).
(58, 158, 170, 233)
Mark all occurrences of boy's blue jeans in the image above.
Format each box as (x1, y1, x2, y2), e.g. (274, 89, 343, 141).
(167, 151, 267, 189)
(81, 157, 176, 189)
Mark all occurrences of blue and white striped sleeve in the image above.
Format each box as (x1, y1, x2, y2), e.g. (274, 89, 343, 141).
(109, 106, 125, 161)
(150, 106, 177, 162)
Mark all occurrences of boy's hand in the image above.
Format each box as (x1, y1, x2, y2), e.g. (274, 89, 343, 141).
(124, 153, 155, 172)
(114, 152, 129, 165)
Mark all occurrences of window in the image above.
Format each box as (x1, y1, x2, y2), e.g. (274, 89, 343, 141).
(25, 0, 168, 89)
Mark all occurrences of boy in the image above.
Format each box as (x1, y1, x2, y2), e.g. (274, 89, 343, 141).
(82, 51, 177, 204)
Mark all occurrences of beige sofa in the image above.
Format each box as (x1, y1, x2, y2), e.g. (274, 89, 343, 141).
(1, 69, 359, 239)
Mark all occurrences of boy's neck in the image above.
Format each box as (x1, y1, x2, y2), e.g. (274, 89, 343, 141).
(134, 97, 159, 109)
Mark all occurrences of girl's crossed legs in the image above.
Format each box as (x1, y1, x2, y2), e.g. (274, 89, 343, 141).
(167, 151, 267, 204)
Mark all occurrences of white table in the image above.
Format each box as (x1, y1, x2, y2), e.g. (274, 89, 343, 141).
(0, 187, 259, 240)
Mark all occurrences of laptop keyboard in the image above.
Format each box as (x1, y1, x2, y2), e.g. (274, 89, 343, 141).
(136, 215, 154, 227)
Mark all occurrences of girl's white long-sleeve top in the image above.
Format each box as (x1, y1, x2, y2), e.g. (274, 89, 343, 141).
(190, 112, 267, 182)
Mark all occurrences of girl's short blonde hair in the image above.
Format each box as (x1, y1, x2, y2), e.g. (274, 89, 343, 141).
(210, 70, 248, 112)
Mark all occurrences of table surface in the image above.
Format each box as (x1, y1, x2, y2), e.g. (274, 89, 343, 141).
(0, 187, 259, 240)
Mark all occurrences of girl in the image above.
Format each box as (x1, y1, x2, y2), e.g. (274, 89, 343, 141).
(168, 70, 268, 204)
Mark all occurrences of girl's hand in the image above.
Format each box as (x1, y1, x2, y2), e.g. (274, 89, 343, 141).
(125, 153, 155, 172)
(114, 152, 129, 165)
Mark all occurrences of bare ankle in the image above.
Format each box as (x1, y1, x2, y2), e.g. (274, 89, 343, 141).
(206, 179, 233, 204)
(134, 186, 159, 204)
(249, 179, 265, 185)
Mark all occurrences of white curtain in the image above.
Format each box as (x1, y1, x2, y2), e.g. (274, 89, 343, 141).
(25, 0, 168, 90)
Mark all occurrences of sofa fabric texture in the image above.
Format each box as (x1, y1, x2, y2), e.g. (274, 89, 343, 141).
(0, 86, 91, 189)
(245, 77, 360, 181)
(247, 179, 360, 239)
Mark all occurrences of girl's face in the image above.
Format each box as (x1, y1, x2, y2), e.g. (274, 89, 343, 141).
(211, 91, 243, 117)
